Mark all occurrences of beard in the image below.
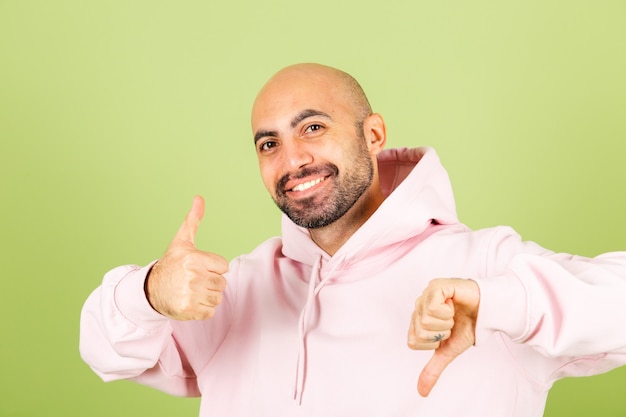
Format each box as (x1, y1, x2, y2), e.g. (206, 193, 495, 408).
(273, 138, 374, 229)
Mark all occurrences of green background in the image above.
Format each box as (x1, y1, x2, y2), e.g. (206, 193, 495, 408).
(1, 0, 625, 415)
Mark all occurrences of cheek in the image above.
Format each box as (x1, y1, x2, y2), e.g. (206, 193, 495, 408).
(258, 162, 277, 195)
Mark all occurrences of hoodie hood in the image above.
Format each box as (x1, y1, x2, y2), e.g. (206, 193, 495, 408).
(281, 147, 459, 267)
(282, 147, 461, 403)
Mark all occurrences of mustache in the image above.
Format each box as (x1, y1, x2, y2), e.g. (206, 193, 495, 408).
(276, 163, 339, 194)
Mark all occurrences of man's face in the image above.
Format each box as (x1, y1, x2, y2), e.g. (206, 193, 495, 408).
(252, 73, 376, 229)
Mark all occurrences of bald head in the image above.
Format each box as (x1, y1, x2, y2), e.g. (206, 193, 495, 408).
(250, 63, 388, 243)
(252, 63, 372, 131)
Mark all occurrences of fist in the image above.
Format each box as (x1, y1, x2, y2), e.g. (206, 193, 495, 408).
(145, 196, 228, 321)
(408, 278, 479, 396)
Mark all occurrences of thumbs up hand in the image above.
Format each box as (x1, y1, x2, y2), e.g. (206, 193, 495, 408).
(145, 196, 229, 321)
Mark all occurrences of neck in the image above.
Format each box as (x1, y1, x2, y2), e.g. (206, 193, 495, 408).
(308, 183, 385, 256)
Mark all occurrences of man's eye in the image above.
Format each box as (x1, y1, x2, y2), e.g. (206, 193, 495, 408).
(304, 124, 323, 134)
(259, 140, 277, 151)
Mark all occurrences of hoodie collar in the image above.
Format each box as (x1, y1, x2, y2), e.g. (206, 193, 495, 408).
(281, 147, 459, 267)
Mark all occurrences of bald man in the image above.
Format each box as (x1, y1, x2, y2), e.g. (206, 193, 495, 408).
(80, 63, 626, 417)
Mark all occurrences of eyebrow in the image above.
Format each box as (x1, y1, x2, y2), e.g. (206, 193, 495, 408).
(290, 109, 332, 128)
(253, 109, 333, 144)
(253, 129, 277, 144)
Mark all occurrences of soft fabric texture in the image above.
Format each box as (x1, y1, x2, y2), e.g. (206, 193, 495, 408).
(80, 147, 626, 417)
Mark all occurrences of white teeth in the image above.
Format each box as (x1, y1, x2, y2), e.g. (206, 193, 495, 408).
(291, 177, 325, 192)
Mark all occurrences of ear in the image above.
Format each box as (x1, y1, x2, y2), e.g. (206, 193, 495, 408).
(362, 113, 387, 156)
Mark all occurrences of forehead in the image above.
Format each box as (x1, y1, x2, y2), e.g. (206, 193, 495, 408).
(251, 70, 355, 131)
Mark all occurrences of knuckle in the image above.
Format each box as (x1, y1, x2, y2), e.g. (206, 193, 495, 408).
(430, 277, 446, 287)
(207, 292, 223, 307)
(413, 327, 430, 341)
(214, 292, 224, 305)
(424, 303, 445, 319)
(210, 275, 227, 291)
(204, 307, 216, 319)
(207, 253, 229, 273)
(418, 315, 435, 329)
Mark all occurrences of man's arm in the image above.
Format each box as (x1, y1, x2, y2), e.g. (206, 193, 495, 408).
(79, 196, 230, 396)
(408, 226, 626, 396)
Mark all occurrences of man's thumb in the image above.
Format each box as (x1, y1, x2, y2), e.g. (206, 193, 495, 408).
(417, 349, 454, 397)
(174, 195, 205, 245)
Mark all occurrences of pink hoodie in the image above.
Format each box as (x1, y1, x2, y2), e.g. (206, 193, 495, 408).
(80, 147, 626, 416)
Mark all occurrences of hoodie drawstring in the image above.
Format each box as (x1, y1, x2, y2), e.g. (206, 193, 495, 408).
(293, 255, 345, 405)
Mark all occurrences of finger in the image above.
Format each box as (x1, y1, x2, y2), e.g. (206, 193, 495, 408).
(408, 327, 452, 350)
(188, 305, 218, 320)
(204, 252, 229, 275)
(411, 331, 452, 349)
(199, 290, 224, 309)
(407, 298, 454, 348)
(417, 349, 455, 397)
(416, 313, 454, 333)
(174, 195, 205, 245)
(192, 271, 228, 293)
(421, 290, 455, 320)
(183, 251, 229, 276)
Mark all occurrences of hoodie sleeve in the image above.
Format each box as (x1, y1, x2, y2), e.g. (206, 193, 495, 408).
(474, 226, 626, 377)
(79, 262, 236, 397)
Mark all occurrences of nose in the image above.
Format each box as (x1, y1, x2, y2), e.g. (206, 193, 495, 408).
(283, 140, 313, 172)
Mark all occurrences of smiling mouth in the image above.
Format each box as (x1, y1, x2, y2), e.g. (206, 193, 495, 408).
(290, 176, 327, 192)
(277, 163, 339, 197)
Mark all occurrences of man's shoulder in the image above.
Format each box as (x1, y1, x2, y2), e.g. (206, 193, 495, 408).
(234, 236, 286, 263)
